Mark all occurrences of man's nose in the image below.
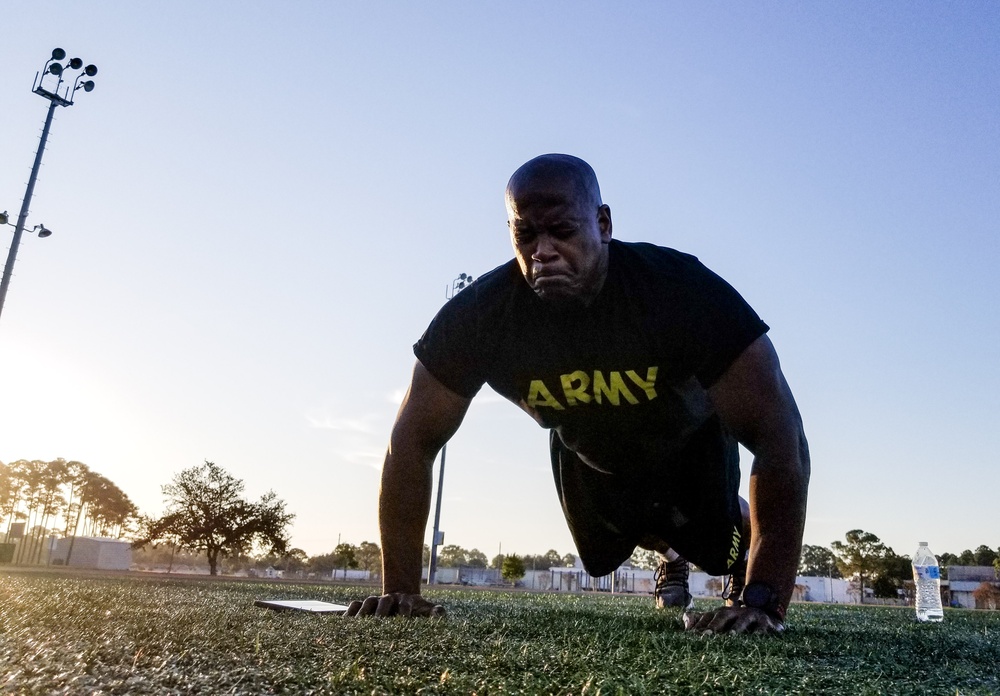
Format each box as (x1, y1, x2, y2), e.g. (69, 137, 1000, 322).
(531, 235, 558, 261)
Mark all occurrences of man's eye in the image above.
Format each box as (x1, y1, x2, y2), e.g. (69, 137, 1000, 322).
(513, 230, 536, 244)
(551, 227, 575, 240)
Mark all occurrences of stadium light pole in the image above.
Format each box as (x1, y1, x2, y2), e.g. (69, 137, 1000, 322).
(0, 48, 98, 329)
(426, 272, 474, 584)
(829, 554, 834, 603)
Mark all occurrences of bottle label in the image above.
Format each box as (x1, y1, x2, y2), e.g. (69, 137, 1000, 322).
(915, 565, 940, 580)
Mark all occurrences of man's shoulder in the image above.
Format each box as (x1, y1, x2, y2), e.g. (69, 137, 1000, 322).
(610, 239, 709, 278)
(608, 240, 751, 313)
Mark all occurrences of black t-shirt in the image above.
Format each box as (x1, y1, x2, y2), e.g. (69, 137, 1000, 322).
(414, 240, 768, 477)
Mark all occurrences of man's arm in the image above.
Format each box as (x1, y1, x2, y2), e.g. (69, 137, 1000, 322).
(346, 360, 471, 618)
(687, 334, 810, 633)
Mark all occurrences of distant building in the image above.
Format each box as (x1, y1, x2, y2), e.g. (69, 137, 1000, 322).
(425, 558, 855, 603)
(794, 575, 852, 603)
(331, 568, 374, 582)
(452, 566, 501, 586)
(548, 561, 854, 602)
(51, 537, 131, 571)
(947, 566, 999, 609)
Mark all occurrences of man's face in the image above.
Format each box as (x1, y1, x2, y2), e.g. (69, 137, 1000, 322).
(507, 183, 612, 307)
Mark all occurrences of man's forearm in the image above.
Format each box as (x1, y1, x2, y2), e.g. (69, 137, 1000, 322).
(746, 443, 810, 615)
(379, 449, 435, 595)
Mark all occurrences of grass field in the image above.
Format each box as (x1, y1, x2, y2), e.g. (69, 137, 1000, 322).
(1, 570, 998, 695)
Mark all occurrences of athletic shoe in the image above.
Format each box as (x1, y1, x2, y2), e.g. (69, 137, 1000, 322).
(723, 555, 747, 607)
(654, 558, 693, 610)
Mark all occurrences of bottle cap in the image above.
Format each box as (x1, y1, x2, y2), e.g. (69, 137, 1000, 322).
(919, 541, 928, 546)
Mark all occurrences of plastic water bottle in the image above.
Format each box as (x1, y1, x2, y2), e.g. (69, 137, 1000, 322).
(912, 542, 944, 622)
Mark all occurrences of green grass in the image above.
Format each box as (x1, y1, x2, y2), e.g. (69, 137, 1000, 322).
(1, 571, 998, 694)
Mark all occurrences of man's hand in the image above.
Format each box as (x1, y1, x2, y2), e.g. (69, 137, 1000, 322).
(682, 606, 784, 635)
(344, 592, 446, 619)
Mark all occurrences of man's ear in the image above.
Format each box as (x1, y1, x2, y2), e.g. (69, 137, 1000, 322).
(598, 204, 613, 243)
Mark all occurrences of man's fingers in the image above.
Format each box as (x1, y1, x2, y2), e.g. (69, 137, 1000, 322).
(343, 593, 445, 619)
(705, 610, 740, 634)
(683, 607, 783, 635)
(345, 596, 382, 618)
(750, 615, 785, 635)
(409, 599, 446, 618)
(728, 608, 785, 635)
(683, 610, 728, 632)
(374, 594, 398, 618)
(724, 610, 758, 634)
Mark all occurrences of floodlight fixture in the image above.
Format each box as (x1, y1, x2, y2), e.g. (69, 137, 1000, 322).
(0, 212, 8, 226)
(446, 271, 474, 299)
(34, 46, 98, 107)
(34, 225, 52, 239)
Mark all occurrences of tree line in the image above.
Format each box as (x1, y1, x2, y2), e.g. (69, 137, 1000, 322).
(7, 457, 998, 597)
(299, 532, 998, 594)
(800, 529, 1000, 599)
(429, 546, 576, 571)
(0, 458, 294, 575)
(0, 459, 137, 565)
(2, 457, 582, 579)
(132, 536, 581, 584)
(632, 529, 999, 602)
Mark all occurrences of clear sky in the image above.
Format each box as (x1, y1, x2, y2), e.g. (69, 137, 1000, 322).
(1, 2, 997, 561)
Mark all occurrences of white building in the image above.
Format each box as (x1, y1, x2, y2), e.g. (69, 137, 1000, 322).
(423, 558, 854, 604)
(548, 559, 853, 603)
(51, 537, 132, 571)
(331, 568, 374, 582)
(947, 566, 998, 609)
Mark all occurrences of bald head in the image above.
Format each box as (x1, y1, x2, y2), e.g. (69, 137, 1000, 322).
(505, 154, 612, 307)
(505, 154, 603, 215)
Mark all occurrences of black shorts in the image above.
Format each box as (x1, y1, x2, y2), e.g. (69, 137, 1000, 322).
(549, 421, 746, 577)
